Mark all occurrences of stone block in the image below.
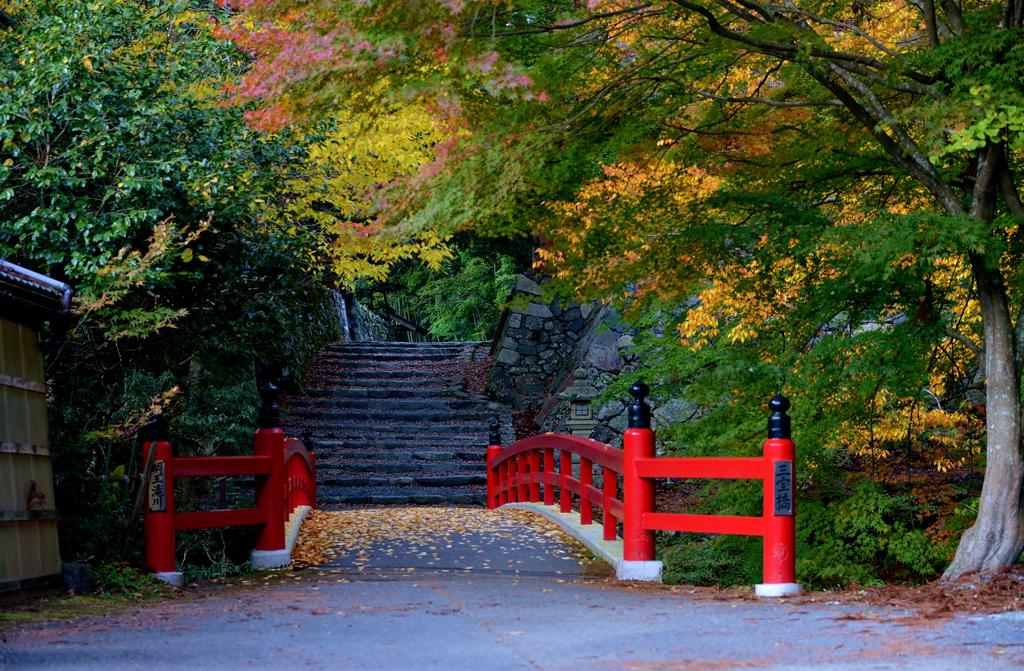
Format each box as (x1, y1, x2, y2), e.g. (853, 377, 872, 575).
(589, 424, 618, 444)
(496, 348, 520, 365)
(523, 355, 539, 365)
(412, 495, 448, 504)
(588, 344, 624, 372)
(617, 334, 634, 349)
(597, 401, 625, 421)
(653, 398, 697, 427)
(580, 303, 594, 319)
(561, 307, 581, 322)
(523, 315, 545, 331)
(568, 318, 584, 333)
(526, 302, 553, 318)
(518, 344, 539, 355)
(516, 274, 543, 296)
(508, 313, 523, 329)
(371, 496, 411, 505)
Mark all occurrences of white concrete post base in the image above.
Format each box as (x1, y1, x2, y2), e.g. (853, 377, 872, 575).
(616, 560, 663, 582)
(154, 572, 184, 587)
(755, 582, 802, 598)
(251, 549, 291, 570)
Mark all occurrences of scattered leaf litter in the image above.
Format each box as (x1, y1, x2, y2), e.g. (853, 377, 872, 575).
(291, 507, 584, 572)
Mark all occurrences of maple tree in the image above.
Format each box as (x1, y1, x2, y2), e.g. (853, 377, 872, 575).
(222, 0, 1024, 578)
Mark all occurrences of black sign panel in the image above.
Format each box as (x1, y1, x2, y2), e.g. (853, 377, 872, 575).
(773, 460, 793, 516)
(148, 460, 167, 513)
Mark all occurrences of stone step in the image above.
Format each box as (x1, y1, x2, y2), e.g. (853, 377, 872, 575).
(287, 409, 496, 424)
(317, 360, 461, 370)
(309, 378, 460, 388)
(321, 352, 462, 362)
(313, 371, 461, 381)
(317, 462, 487, 474)
(283, 339, 503, 508)
(318, 489, 488, 506)
(304, 388, 462, 399)
(284, 422, 488, 436)
(315, 449, 486, 461)
(311, 439, 488, 451)
(288, 398, 490, 412)
(325, 341, 485, 351)
(320, 473, 488, 487)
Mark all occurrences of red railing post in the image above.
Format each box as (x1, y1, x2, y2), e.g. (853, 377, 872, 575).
(559, 448, 571, 513)
(499, 459, 509, 505)
(487, 422, 502, 509)
(518, 452, 528, 502)
(603, 467, 617, 541)
(544, 448, 555, 506)
(142, 416, 180, 585)
(615, 382, 662, 581)
(622, 383, 656, 562)
(252, 383, 289, 569)
(580, 457, 593, 525)
(530, 449, 541, 502)
(756, 394, 800, 597)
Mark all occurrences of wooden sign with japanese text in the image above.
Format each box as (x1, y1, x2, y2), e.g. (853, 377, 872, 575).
(148, 460, 167, 512)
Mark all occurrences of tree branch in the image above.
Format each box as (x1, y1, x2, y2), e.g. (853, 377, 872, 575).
(654, 76, 842, 106)
(668, 0, 937, 84)
(946, 327, 982, 356)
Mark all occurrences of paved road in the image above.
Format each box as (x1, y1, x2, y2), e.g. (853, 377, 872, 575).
(3, 510, 1022, 670)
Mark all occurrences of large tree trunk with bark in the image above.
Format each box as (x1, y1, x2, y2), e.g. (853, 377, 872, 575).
(942, 261, 1024, 579)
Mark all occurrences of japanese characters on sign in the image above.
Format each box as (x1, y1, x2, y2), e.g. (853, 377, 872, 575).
(149, 460, 167, 513)
(773, 460, 793, 516)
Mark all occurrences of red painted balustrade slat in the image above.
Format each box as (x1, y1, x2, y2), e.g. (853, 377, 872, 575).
(633, 457, 763, 480)
(173, 456, 275, 478)
(492, 435, 624, 474)
(643, 512, 764, 536)
(606, 497, 624, 521)
(174, 507, 268, 531)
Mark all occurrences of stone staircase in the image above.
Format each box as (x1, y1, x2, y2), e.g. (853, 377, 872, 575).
(280, 341, 513, 506)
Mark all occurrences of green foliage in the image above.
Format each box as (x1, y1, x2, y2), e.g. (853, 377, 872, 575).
(797, 483, 951, 588)
(660, 534, 761, 587)
(95, 562, 166, 597)
(364, 231, 532, 341)
(0, 0, 339, 571)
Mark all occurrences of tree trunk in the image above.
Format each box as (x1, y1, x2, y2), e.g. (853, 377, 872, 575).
(942, 260, 1024, 579)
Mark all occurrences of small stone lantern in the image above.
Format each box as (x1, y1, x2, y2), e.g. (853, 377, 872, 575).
(558, 369, 600, 437)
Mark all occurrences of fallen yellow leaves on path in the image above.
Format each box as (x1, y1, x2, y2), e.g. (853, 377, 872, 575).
(291, 507, 580, 571)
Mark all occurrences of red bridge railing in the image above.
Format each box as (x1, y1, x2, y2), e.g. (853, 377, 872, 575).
(487, 384, 799, 596)
(142, 383, 316, 584)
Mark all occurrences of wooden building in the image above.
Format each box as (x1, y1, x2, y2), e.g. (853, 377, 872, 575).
(0, 260, 71, 598)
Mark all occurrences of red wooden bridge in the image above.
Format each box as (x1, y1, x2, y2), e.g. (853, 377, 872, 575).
(143, 384, 316, 585)
(486, 384, 799, 596)
(142, 381, 797, 596)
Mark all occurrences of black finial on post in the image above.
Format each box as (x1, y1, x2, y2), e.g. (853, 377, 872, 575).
(627, 380, 651, 429)
(144, 415, 167, 442)
(259, 382, 280, 429)
(301, 429, 313, 453)
(489, 420, 502, 447)
(767, 393, 791, 439)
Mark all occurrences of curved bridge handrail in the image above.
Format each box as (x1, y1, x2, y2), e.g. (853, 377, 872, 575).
(283, 438, 316, 514)
(284, 438, 314, 473)
(491, 434, 624, 473)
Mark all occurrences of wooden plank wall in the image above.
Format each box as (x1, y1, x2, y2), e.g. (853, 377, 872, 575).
(0, 316, 62, 592)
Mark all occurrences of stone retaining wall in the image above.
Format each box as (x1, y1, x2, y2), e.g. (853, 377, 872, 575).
(486, 275, 700, 448)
